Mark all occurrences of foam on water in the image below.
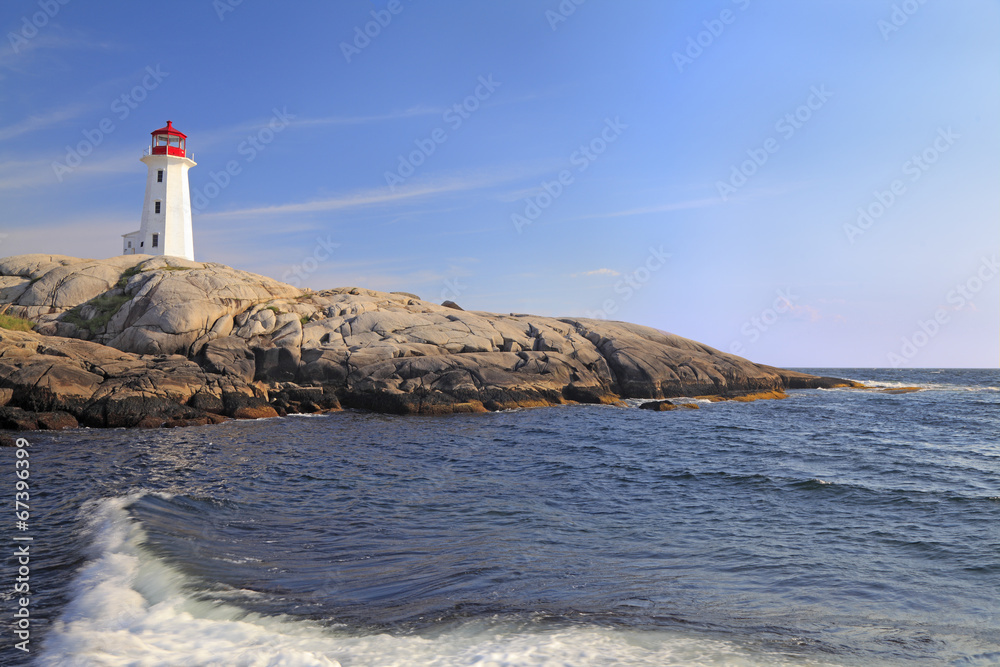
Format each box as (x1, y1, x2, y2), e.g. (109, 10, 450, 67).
(38, 495, 843, 667)
(38, 494, 342, 667)
(842, 378, 999, 393)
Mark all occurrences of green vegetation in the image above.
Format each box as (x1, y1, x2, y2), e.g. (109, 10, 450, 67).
(300, 316, 310, 325)
(266, 305, 281, 314)
(0, 313, 34, 331)
(63, 293, 131, 333)
(116, 266, 143, 289)
(116, 264, 192, 290)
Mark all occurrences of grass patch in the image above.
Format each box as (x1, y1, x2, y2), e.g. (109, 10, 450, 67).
(116, 265, 192, 289)
(116, 266, 143, 289)
(266, 305, 281, 314)
(63, 293, 131, 333)
(0, 313, 33, 331)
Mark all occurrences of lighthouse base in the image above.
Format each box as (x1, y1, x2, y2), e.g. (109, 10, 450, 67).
(122, 230, 140, 255)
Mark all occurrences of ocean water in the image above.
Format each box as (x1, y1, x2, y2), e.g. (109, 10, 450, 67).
(4, 368, 999, 666)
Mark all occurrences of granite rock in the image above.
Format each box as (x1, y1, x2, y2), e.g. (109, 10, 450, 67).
(0, 254, 854, 428)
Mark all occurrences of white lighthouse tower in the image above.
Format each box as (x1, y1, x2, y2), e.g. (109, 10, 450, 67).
(122, 121, 196, 261)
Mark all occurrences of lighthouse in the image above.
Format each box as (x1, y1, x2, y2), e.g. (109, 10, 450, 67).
(122, 121, 196, 261)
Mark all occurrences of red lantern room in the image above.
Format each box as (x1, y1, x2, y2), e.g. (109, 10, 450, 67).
(150, 120, 187, 157)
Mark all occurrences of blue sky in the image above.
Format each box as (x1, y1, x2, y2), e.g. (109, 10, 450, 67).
(1, 0, 997, 368)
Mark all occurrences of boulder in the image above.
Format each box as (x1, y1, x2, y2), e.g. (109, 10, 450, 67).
(0, 328, 262, 430)
(196, 336, 255, 383)
(222, 392, 279, 420)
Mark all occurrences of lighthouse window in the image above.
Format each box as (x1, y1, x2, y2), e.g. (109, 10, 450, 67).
(157, 170, 163, 182)
(152, 234, 159, 248)
(154, 201, 161, 214)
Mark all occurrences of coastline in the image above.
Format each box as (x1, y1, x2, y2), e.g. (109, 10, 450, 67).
(0, 254, 856, 432)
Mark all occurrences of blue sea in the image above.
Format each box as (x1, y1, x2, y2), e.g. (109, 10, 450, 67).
(4, 369, 999, 666)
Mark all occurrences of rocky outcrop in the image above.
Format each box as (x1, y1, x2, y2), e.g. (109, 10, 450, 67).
(0, 328, 277, 429)
(0, 254, 854, 429)
(3, 254, 299, 356)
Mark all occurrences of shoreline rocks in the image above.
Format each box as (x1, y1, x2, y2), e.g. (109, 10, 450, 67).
(0, 254, 857, 431)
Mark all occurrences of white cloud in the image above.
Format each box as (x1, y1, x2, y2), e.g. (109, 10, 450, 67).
(0, 101, 96, 141)
(293, 106, 445, 127)
(0, 216, 133, 260)
(189, 106, 446, 152)
(0, 150, 139, 191)
(199, 165, 545, 220)
(571, 268, 621, 278)
(0, 29, 117, 79)
(569, 198, 721, 221)
(0, 158, 59, 190)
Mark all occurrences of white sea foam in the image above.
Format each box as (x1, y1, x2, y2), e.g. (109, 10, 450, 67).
(39, 494, 844, 666)
(840, 379, 1000, 393)
(38, 494, 343, 667)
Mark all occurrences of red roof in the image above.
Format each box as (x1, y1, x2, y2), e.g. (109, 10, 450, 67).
(150, 120, 187, 139)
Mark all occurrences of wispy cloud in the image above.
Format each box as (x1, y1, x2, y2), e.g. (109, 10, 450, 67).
(0, 29, 117, 77)
(190, 106, 446, 151)
(0, 158, 58, 190)
(0, 101, 96, 141)
(68, 151, 143, 177)
(0, 149, 138, 191)
(294, 106, 445, 127)
(0, 215, 134, 259)
(572, 198, 721, 221)
(787, 302, 823, 322)
(193, 89, 557, 151)
(572, 268, 621, 278)
(200, 165, 545, 220)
